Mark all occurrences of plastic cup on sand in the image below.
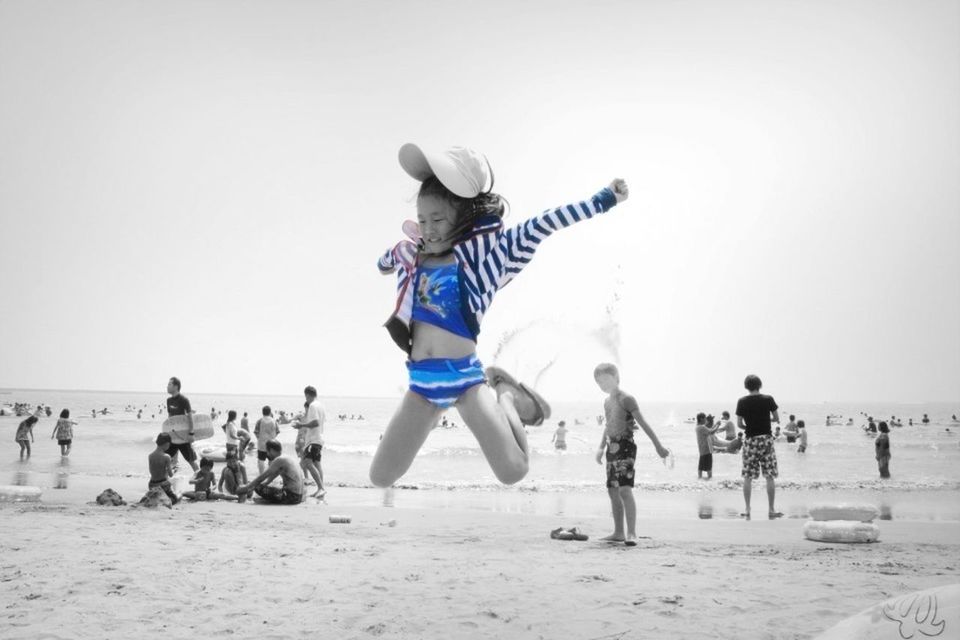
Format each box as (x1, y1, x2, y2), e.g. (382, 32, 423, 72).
(329, 515, 351, 524)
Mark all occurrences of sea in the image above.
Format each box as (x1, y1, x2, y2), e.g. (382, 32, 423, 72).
(3, 388, 959, 522)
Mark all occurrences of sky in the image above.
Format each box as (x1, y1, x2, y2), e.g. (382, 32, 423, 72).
(0, 0, 957, 403)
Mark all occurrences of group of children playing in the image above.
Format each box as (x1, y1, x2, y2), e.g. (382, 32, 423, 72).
(13, 409, 78, 460)
(148, 431, 306, 506)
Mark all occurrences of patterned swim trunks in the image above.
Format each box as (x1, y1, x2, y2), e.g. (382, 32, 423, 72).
(741, 434, 778, 479)
(605, 434, 637, 488)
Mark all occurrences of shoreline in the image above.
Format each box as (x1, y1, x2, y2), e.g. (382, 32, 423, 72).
(6, 468, 959, 523)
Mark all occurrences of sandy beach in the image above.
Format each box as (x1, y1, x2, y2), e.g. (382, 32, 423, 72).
(3, 473, 959, 640)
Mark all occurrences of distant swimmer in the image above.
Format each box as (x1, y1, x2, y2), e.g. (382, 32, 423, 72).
(711, 411, 739, 452)
(922, 413, 930, 424)
(797, 421, 807, 453)
(875, 422, 891, 479)
(552, 420, 568, 451)
(783, 415, 799, 443)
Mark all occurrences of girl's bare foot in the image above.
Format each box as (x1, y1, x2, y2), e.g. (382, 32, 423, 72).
(624, 534, 638, 547)
(601, 533, 625, 542)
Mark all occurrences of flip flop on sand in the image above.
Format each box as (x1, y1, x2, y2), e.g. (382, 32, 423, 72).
(768, 511, 784, 520)
(550, 527, 588, 541)
(550, 527, 574, 540)
(486, 366, 551, 426)
(740, 512, 751, 520)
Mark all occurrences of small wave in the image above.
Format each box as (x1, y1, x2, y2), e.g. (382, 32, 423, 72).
(326, 478, 960, 493)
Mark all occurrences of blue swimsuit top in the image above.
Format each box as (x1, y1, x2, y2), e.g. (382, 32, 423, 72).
(411, 261, 474, 340)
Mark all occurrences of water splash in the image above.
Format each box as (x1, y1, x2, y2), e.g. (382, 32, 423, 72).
(589, 265, 624, 364)
(533, 359, 557, 389)
(492, 321, 542, 363)
(491, 265, 625, 386)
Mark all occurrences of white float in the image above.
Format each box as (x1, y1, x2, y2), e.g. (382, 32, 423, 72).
(0, 485, 42, 502)
(196, 445, 228, 462)
(804, 520, 880, 543)
(809, 504, 880, 522)
(814, 583, 960, 639)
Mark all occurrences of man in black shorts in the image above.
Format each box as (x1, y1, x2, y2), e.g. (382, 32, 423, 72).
(237, 440, 304, 505)
(735, 374, 782, 520)
(166, 376, 199, 473)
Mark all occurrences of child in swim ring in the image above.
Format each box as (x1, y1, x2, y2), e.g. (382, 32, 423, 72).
(370, 143, 628, 487)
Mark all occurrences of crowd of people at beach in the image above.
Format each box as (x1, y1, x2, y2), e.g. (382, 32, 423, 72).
(5, 143, 959, 539)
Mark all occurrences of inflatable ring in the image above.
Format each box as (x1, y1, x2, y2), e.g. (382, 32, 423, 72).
(814, 583, 960, 639)
(809, 504, 879, 522)
(804, 520, 879, 544)
(0, 485, 42, 503)
(197, 446, 228, 462)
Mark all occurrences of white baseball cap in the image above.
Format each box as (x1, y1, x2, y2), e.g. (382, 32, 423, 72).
(398, 143, 492, 199)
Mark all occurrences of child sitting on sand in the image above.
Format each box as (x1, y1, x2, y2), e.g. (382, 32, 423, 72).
(218, 452, 249, 501)
(875, 422, 891, 479)
(182, 457, 238, 501)
(50, 409, 77, 456)
(593, 363, 669, 546)
(370, 142, 629, 488)
(148, 433, 180, 504)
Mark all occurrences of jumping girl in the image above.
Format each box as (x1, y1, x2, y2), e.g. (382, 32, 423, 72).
(370, 143, 628, 487)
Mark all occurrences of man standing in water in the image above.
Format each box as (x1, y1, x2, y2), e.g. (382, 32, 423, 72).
(166, 376, 199, 473)
(735, 374, 782, 520)
(294, 385, 326, 499)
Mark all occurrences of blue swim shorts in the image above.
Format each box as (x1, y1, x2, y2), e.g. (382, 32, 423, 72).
(408, 354, 486, 408)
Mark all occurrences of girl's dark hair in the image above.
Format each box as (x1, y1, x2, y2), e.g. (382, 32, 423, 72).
(200, 457, 214, 468)
(228, 410, 237, 421)
(60, 409, 69, 419)
(418, 176, 508, 242)
(879, 421, 889, 433)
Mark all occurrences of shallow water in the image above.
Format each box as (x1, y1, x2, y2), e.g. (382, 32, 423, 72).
(3, 389, 958, 520)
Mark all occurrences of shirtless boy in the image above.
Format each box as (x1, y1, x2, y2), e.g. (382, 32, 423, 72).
(148, 433, 180, 504)
(593, 363, 669, 546)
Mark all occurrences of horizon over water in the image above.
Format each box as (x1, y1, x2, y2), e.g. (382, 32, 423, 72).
(3, 387, 958, 405)
(3, 388, 959, 522)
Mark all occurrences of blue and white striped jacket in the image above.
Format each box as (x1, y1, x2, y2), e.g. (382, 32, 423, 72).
(378, 187, 619, 354)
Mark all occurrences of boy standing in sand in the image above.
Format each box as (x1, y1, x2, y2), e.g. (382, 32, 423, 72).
(593, 363, 669, 546)
(735, 374, 782, 520)
(148, 433, 180, 504)
(293, 386, 326, 499)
